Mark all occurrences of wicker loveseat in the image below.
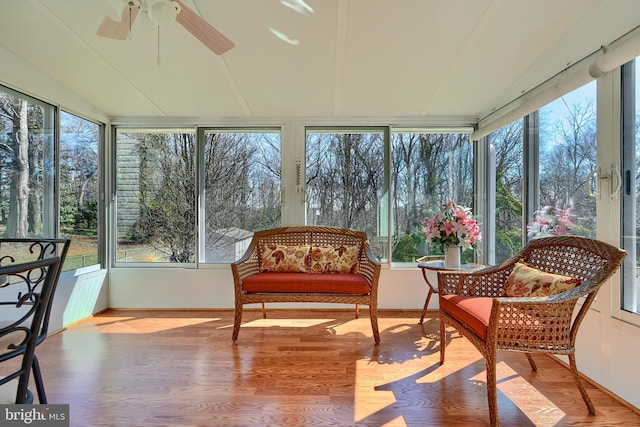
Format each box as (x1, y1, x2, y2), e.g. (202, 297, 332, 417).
(231, 226, 381, 343)
(437, 236, 626, 426)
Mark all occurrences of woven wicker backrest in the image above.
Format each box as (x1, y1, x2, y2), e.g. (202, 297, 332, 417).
(249, 225, 369, 266)
(518, 236, 626, 294)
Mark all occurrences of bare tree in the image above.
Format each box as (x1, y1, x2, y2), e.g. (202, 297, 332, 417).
(490, 120, 524, 261)
(306, 132, 384, 236)
(0, 96, 30, 237)
(60, 113, 99, 231)
(540, 100, 596, 235)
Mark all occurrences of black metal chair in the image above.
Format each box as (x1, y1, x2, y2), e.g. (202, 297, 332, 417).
(0, 256, 62, 403)
(0, 238, 70, 403)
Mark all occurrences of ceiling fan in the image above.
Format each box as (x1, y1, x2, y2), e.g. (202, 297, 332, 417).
(96, 0, 234, 55)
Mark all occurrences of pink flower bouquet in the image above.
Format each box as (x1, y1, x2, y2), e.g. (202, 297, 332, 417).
(423, 201, 481, 250)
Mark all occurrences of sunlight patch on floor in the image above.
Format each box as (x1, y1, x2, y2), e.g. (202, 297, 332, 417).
(241, 318, 336, 328)
(322, 318, 372, 338)
(495, 361, 566, 426)
(468, 361, 566, 425)
(353, 355, 429, 425)
(78, 317, 222, 334)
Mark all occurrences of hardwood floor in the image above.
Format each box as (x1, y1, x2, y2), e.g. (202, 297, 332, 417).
(24, 309, 640, 426)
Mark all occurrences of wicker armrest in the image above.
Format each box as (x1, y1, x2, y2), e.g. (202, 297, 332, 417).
(231, 246, 260, 291)
(358, 242, 381, 289)
(491, 295, 581, 352)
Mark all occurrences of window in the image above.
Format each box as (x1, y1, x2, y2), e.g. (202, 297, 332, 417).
(621, 58, 639, 316)
(0, 86, 56, 238)
(487, 121, 524, 264)
(483, 82, 596, 266)
(536, 81, 597, 239)
(200, 129, 281, 263)
(59, 111, 100, 269)
(390, 131, 473, 262)
(305, 128, 388, 261)
(115, 129, 196, 263)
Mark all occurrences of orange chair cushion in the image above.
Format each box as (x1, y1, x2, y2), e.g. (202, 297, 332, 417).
(243, 272, 370, 294)
(502, 260, 581, 297)
(440, 295, 493, 340)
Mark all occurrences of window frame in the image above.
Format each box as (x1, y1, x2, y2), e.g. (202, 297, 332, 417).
(112, 127, 197, 267)
(0, 84, 105, 273)
(197, 126, 283, 265)
(616, 58, 640, 323)
(59, 109, 104, 272)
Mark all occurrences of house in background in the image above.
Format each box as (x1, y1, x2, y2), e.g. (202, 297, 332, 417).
(0, 0, 639, 412)
(206, 228, 253, 263)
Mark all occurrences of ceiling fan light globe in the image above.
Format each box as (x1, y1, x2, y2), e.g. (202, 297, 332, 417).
(148, 0, 181, 25)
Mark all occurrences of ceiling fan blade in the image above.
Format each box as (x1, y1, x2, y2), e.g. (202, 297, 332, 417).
(96, 5, 140, 40)
(175, 1, 235, 55)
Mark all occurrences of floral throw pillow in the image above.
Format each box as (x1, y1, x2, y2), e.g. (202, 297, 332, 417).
(502, 260, 581, 297)
(260, 244, 310, 273)
(310, 245, 360, 274)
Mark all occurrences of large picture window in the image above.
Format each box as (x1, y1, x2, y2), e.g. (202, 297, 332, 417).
(0, 87, 56, 239)
(536, 81, 597, 239)
(305, 128, 387, 261)
(60, 111, 100, 269)
(390, 131, 473, 262)
(484, 82, 596, 266)
(115, 129, 196, 263)
(488, 120, 524, 264)
(200, 129, 281, 263)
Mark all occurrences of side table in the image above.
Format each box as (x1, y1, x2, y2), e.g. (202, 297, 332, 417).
(417, 260, 484, 324)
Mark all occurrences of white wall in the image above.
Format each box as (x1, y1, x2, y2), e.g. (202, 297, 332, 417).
(108, 266, 428, 310)
(50, 269, 109, 332)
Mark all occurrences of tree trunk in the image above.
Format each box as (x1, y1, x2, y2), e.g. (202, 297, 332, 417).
(5, 100, 30, 238)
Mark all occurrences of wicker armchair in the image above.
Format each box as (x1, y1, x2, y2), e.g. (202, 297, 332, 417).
(437, 236, 626, 427)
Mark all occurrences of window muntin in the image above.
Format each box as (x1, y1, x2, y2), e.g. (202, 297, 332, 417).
(390, 131, 473, 262)
(305, 128, 388, 261)
(200, 129, 281, 263)
(0, 86, 56, 240)
(59, 111, 100, 270)
(621, 59, 640, 316)
(115, 129, 196, 263)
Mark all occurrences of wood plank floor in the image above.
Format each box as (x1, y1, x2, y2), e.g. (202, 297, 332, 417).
(23, 309, 640, 426)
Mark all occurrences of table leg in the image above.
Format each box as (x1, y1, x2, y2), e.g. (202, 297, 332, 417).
(419, 286, 433, 324)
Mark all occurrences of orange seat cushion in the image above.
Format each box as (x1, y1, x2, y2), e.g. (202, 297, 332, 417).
(242, 272, 370, 294)
(440, 295, 493, 340)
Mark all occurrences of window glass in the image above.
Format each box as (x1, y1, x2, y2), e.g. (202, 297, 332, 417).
(201, 130, 281, 263)
(621, 59, 640, 316)
(0, 86, 56, 239)
(59, 111, 100, 269)
(535, 82, 597, 240)
(306, 128, 387, 261)
(115, 129, 196, 263)
(390, 132, 473, 262)
(490, 121, 524, 264)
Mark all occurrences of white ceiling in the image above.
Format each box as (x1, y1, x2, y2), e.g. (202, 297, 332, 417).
(1, 0, 640, 123)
